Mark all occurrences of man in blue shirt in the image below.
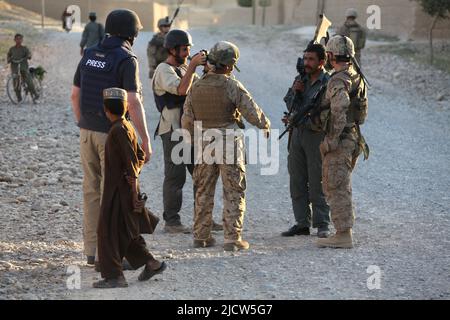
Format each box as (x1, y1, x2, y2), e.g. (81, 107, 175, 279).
(282, 43, 331, 239)
(71, 9, 152, 266)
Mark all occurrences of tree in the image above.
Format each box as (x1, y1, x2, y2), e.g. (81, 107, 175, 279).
(415, 0, 450, 64)
(237, 0, 256, 24)
(237, 0, 272, 25)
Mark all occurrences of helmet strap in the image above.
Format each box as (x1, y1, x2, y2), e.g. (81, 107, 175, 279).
(340, 35, 352, 62)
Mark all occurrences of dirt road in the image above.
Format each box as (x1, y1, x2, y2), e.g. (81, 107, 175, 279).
(0, 26, 449, 300)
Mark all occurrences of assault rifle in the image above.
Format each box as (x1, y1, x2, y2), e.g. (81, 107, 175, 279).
(279, 83, 327, 140)
(169, 0, 185, 27)
(279, 14, 332, 141)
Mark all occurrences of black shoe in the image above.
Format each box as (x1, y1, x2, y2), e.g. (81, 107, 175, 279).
(87, 256, 95, 265)
(138, 261, 167, 282)
(281, 225, 310, 237)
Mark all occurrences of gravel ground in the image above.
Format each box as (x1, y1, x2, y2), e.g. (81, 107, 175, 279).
(0, 25, 449, 300)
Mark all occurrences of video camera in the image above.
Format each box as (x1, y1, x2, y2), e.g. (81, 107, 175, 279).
(190, 49, 209, 66)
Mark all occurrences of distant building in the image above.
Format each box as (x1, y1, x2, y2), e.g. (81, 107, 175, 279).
(7, 0, 450, 39)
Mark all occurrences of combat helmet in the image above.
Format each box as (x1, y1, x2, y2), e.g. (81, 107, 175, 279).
(158, 16, 171, 28)
(208, 41, 240, 70)
(345, 8, 358, 18)
(164, 29, 193, 49)
(105, 9, 143, 39)
(326, 35, 355, 59)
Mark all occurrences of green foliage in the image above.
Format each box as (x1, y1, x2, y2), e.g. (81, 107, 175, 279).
(237, 0, 253, 7)
(416, 0, 450, 18)
(32, 66, 46, 82)
(237, 0, 272, 7)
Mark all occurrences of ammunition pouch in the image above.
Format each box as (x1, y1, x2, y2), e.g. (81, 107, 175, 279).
(347, 77, 368, 125)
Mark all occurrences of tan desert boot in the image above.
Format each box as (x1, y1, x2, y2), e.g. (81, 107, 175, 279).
(223, 240, 250, 252)
(317, 229, 354, 249)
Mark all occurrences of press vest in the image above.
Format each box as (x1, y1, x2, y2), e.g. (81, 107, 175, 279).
(79, 36, 135, 133)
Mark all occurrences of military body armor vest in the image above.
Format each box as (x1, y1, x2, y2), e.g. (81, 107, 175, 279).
(325, 67, 370, 161)
(79, 36, 135, 133)
(190, 74, 237, 129)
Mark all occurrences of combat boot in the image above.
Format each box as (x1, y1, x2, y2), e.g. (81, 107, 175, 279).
(223, 240, 250, 252)
(193, 237, 216, 248)
(316, 229, 353, 249)
(164, 223, 191, 234)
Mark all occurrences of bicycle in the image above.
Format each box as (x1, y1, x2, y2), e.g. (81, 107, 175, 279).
(6, 59, 44, 105)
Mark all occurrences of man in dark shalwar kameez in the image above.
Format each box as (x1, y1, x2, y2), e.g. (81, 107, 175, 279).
(94, 88, 167, 289)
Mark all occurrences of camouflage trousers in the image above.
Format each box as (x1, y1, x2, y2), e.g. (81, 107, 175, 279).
(193, 162, 246, 242)
(322, 137, 357, 232)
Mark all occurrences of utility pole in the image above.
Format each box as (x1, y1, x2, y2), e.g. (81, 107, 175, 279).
(41, 0, 45, 29)
(262, 4, 266, 27)
(278, 0, 285, 25)
(252, 0, 256, 25)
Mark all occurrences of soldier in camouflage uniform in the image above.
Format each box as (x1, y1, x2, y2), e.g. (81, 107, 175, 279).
(317, 35, 368, 249)
(182, 41, 271, 251)
(337, 8, 367, 65)
(80, 12, 105, 55)
(147, 17, 171, 79)
(7, 34, 39, 102)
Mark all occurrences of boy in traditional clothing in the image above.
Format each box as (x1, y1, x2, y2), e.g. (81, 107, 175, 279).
(94, 88, 166, 289)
